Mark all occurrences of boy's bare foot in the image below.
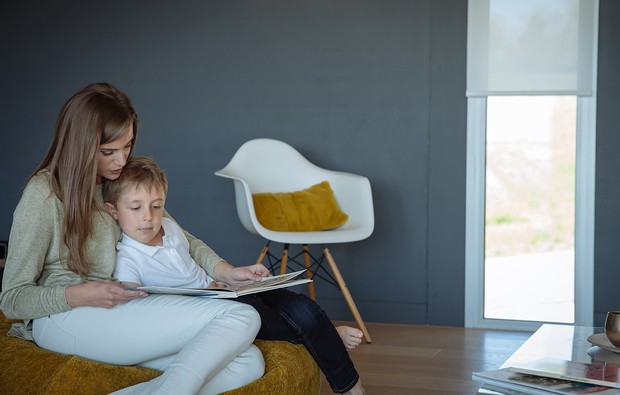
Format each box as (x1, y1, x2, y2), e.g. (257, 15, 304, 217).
(336, 325, 363, 351)
(343, 379, 366, 395)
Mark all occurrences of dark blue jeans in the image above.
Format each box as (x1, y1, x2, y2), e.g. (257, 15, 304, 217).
(236, 288, 359, 393)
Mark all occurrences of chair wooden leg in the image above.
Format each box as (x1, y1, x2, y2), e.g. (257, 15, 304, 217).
(280, 244, 290, 275)
(303, 245, 316, 300)
(256, 245, 269, 266)
(323, 248, 372, 344)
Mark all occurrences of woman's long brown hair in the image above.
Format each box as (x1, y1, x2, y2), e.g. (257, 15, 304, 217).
(32, 82, 138, 276)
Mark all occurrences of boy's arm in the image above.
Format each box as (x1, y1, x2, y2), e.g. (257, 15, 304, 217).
(113, 249, 145, 287)
(163, 210, 223, 278)
(184, 230, 223, 278)
(160, 211, 270, 284)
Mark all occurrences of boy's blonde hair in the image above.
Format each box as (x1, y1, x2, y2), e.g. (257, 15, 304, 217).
(103, 156, 168, 206)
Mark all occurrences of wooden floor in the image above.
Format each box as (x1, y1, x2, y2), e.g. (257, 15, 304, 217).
(319, 321, 532, 395)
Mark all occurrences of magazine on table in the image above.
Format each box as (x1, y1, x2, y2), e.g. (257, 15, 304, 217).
(509, 358, 620, 389)
(473, 367, 620, 395)
(137, 269, 312, 298)
(477, 383, 546, 395)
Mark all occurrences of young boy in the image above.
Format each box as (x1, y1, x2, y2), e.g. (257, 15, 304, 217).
(102, 156, 221, 291)
(103, 156, 363, 351)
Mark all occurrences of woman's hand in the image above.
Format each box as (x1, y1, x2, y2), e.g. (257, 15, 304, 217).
(213, 261, 272, 287)
(65, 280, 148, 308)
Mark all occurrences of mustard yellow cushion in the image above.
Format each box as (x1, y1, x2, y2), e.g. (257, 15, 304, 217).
(253, 181, 348, 231)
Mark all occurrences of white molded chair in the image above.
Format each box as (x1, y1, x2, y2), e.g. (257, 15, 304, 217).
(215, 138, 374, 343)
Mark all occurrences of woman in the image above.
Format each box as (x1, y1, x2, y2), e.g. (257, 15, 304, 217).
(0, 83, 264, 395)
(1, 82, 365, 395)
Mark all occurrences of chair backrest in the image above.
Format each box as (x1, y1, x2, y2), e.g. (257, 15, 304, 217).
(215, 138, 374, 244)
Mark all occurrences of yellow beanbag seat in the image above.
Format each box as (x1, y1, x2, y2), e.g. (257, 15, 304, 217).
(0, 311, 320, 395)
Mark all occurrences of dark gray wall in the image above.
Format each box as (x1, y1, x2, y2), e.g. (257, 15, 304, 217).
(2, 0, 466, 325)
(594, 0, 620, 325)
(3, 0, 615, 327)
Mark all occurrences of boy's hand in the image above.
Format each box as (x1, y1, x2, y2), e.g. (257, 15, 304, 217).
(213, 261, 272, 286)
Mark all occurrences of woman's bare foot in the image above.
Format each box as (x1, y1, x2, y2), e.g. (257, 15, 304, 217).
(336, 325, 363, 351)
(343, 379, 366, 395)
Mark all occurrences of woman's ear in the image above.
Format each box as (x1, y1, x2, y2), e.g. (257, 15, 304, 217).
(104, 202, 119, 219)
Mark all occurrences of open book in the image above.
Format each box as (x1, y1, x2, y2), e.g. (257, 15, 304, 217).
(137, 269, 312, 298)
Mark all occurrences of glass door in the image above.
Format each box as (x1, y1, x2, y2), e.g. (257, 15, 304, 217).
(465, 94, 596, 330)
(465, 0, 598, 331)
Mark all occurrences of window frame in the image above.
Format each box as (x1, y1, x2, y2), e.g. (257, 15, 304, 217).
(464, 94, 597, 330)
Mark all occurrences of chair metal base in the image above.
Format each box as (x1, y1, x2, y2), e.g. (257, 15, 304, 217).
(256, 241, 372, 343)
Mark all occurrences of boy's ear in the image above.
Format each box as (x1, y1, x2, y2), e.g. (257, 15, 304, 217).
(104, 202, 119, 219)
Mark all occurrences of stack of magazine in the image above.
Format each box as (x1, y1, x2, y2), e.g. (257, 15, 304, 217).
(472, 358, 620, 394)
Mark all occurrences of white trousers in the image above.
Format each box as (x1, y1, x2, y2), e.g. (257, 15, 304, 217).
(33, 295, 264, 395)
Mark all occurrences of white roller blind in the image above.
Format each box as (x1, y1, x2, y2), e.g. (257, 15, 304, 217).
(467, 0, 597, 97)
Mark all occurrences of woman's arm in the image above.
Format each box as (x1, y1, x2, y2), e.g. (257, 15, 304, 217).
(0, 177, 72, 319)
(0, 175, 145, 320)
(65, 280, 145, 308)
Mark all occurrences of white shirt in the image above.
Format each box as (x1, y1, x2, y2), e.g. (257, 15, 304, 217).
(114, 217, 214, 288)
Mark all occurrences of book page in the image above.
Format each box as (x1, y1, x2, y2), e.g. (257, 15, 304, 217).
(231, 270, 308, 292)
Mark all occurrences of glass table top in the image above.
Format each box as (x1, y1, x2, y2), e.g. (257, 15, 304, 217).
(476, 324, 620, 394)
